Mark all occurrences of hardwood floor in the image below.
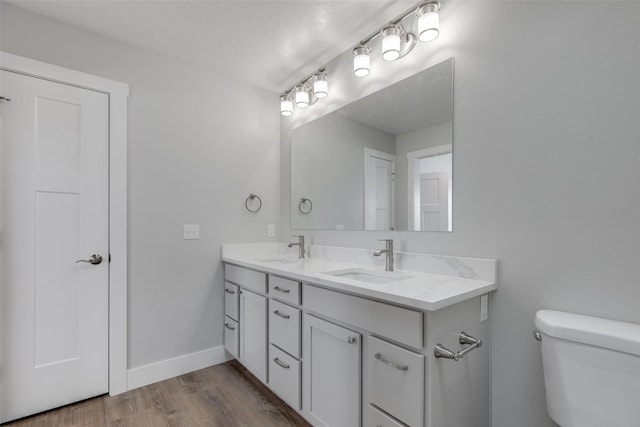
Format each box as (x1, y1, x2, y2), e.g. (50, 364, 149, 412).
(4, 360, 311, 427)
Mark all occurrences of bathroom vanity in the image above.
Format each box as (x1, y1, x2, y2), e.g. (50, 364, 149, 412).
(222, 243, 496, 427)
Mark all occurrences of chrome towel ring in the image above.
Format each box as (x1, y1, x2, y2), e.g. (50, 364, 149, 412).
(245, 194, 262, 213)
(298, 197, 312, 215)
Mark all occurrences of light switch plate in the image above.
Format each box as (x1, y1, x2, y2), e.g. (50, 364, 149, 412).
(184, 224, 200, 240)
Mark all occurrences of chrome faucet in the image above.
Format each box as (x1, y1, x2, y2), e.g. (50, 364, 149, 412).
(373, 239, 394, 272)
(288, 235, 305, 259)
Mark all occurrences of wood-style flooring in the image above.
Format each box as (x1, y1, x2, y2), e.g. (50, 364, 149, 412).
(4, 360, 311, 427)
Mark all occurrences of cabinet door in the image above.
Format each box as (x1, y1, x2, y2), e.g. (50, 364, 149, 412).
(304, 314, 361, 427)
(239, 289, 267, 382)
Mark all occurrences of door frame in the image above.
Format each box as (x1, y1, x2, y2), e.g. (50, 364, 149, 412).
(406, 144, 452, 231)
(363, 147, 396, 230)
(0, 52, 129, 395)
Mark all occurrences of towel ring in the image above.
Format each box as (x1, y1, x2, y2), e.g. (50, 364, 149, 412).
(245, 194, 262, 213)
(298, 197, 312, 215)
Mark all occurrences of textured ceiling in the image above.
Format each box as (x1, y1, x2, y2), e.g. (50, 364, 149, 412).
(7, 0, 416, 93)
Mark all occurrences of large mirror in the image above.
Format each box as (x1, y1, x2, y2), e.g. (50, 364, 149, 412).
(291, 58, 453, 232)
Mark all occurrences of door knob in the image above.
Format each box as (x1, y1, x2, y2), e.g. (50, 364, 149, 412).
(75, 254, 103, 265)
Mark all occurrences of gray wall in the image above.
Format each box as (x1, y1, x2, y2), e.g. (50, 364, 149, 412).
(1, 3, 280, 369)
(291, 113, 394, 230)
(281, 2, 640, 426)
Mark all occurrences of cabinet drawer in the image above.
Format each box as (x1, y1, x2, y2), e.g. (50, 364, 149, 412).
(269, 299, 301, 358)
(269, 275, 301, 305)
(268, 344, 301, 410)
(365, 404, 406, 427)
(368, 336, 424, 427)
(223, 316, 239, 358)
(304, 284, 423, 348)
(224, 282, 239, 321)
(225, 264, 266, 294)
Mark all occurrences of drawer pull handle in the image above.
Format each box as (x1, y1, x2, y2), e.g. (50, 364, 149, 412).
(224, 322, 235, 331)
(274, 357, 290, 369)
(273, 310, 290, 319)
(225, 288, 235, 294)
(273, 286, 290, 293)
(375, 352, 408, 371)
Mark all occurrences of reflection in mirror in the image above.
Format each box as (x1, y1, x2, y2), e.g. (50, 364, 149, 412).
(291, 58, 453, 232)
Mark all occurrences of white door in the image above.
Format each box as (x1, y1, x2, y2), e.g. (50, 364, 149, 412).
(239, 288, 268, 383)
(419, 171, 449, 231)
(303, 314, 361, 427)
(364, 148, 395, 230)
(1, 70, 109, 422)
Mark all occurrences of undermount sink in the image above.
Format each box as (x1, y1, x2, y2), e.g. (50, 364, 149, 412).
(254, 256, 301, 265)
(323, 268, 412, 284)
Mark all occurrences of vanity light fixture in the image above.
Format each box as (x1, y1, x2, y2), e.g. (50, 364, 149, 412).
(352, 1, 439, 76)
(279, 1, 441, 116)
(279, 68, 327, 116)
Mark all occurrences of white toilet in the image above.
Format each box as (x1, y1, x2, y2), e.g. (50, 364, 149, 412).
(535, 309, 640, 427)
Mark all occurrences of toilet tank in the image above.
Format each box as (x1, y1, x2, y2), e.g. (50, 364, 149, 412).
(535, 310, 640, 427)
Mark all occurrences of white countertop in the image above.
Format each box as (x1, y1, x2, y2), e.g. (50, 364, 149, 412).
(222, 243, 497, 311)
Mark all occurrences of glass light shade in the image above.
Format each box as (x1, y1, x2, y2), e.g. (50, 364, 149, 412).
(382, 34, 401, 61)
(353, 46, 371, 77)
(295, 85, 310, 107)
(313, 73, 328, 98)
(280, 94, 293, 116)
(417, 3, 440, 42)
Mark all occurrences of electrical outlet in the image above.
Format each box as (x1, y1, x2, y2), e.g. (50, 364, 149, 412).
(267, 224, 275, 238)
(183, 224, 200, 240)
(480, 294, 488, 322)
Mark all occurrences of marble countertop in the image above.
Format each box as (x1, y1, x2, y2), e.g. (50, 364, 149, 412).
(222, 243, 497, 311)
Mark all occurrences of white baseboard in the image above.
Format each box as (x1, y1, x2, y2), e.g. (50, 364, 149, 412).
(127, 345, 232, 391)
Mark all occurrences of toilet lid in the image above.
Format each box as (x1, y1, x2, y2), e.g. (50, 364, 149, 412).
(535, 310, 640, 357)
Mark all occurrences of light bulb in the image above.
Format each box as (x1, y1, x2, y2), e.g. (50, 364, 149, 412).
(381, 26, 401, 61)
(417, 2, 440, 42)
(353, 46, 371, 77)
(295, 84, 310, 107)
(280, 94, 293, 116)
(313, 73, 328, 98)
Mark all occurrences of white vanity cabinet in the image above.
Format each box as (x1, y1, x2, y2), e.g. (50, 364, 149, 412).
(222, 259, 493, 427)
(303, 313, 361, 427)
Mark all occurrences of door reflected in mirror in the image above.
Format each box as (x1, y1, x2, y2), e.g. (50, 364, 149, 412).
(291, 58, 453, 232)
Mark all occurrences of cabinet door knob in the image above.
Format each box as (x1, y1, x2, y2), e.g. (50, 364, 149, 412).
(347, 336, 358, 344)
